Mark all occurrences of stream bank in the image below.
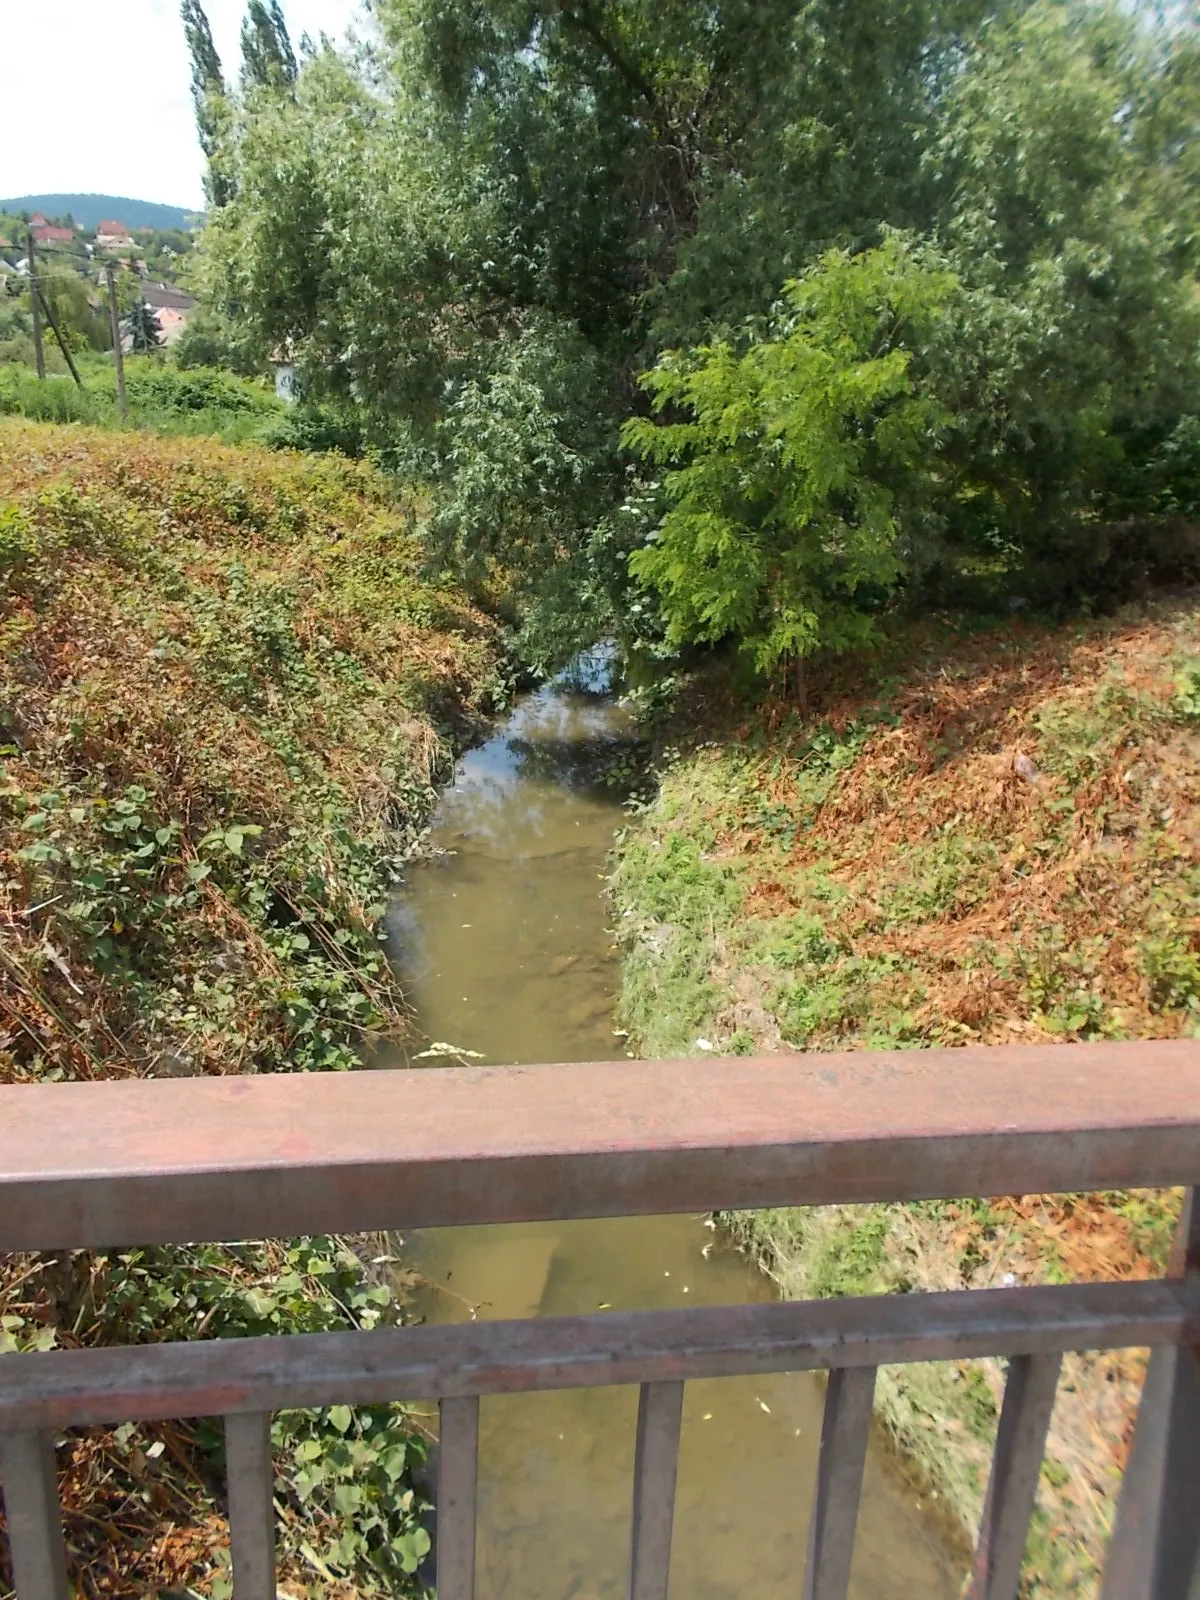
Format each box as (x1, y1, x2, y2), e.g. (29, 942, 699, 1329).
(382, 656, 960, 1598)
(608, 607, 1199, 1595)
(0, 423, 508, 1597)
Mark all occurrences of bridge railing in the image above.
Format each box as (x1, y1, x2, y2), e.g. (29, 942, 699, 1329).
(1, 1040, 1197, 1600)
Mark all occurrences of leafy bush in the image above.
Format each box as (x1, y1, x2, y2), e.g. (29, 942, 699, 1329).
(625, 236, 956, 682)
(1, 1236, 431, 1594)
(0, 424, 501, 1088)
(123, 363, 278, 416)
(258, 398, 370, 457)
(0, 367, 106, 424)
(173, 305, 265, 376)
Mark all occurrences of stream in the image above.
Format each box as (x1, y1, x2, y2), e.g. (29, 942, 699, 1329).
(378, 659, 962, 1599)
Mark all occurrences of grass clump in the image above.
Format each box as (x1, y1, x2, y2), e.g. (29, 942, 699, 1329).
(0, 420, 504, 1597)
(611, 600, 1200, 1595)
(0, 359, 365, 453)
(0, 359, 285, 442)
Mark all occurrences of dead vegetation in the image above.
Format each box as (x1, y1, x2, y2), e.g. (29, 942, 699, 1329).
(613, 598, 1200, 1594)
(0, 421, 503, 1597)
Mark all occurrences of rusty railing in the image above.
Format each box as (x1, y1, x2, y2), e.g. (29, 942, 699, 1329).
(0, 1040, 1198, 1599)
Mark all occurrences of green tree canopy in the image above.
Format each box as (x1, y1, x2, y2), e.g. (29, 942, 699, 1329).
(240, 0, 297, 90)
(182, 0, 1200, 673)
(181, 0, 233, 207)
(123, 301, 164, 353)
(626, 237, 958, 680)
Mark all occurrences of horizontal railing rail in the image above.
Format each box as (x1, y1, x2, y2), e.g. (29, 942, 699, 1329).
(1, 1041, 1198, 1600)
(1, 1281, 1192, 1431)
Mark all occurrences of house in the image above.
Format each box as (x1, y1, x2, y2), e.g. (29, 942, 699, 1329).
(141, 281, 197, 346)
(29, 215, 75, 246)
(96, 220, 135, 251)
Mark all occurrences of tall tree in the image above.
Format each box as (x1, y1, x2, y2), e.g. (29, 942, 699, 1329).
(180, 0, 233, 207)
(122, 301, 164, 353)
(241, 0, 298, 90)
(188, 0, 1200, 669)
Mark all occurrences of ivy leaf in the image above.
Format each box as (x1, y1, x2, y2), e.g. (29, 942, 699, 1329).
(242, 1288, 277, 1319)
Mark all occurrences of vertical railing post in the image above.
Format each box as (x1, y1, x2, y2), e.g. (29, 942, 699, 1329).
(968, 1352, 1063, 1600)
(437, 1396, 481, 1600)
(628, 1380, 685, 1600)
(803, 1366, 877, 1600)
(0, 1430, 69, 1600)
(224, 1413, 276, 1600)
(1102, 1188, 1200, 1600)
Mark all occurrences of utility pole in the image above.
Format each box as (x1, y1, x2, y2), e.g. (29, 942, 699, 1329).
(34, 285, 83, 387)
(105, 263, 128, 423)
(27, 231, 45, 379)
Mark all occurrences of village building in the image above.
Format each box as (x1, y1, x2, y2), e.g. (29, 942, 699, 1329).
(96, 220, 136, 252)
(28, 211, 75, 246)
(141, 281, 198, 345)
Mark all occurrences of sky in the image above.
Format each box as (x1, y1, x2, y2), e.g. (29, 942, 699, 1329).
(0, 0, 367, 213)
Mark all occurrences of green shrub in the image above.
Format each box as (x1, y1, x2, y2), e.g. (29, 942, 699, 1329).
(0, 367, 105, 424)
(124, 363, 279, 417)
(625, 236, 955, 683)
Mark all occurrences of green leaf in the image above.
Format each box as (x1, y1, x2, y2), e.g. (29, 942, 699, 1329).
(328, 1404, 353, 1434)
(333, 1482, 363, 1514)
(242, 1288, 277, 1318)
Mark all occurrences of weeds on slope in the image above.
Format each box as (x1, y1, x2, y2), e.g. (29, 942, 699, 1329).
(0, 422, 502, 1084)
(611, 601, 1200, 1594)
(0, 422, 505, 1596)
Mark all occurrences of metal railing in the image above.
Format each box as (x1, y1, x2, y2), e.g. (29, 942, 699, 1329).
(0, 1040, 1197, 1600)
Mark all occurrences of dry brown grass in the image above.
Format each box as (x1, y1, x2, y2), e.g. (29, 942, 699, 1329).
(617, 597, 1200, 1593)
(0, 421, 500, 1597)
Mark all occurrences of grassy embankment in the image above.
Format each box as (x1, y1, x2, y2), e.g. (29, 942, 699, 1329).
(0, 421, 504, 1597)
(0, 359, 298, 448)
(611, 604, 1200, 1595)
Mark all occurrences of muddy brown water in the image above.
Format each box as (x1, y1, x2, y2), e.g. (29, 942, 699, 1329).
(378, 659, 962, 1599)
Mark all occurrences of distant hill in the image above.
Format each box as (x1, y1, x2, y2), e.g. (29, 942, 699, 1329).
(0, 195, 200, 232)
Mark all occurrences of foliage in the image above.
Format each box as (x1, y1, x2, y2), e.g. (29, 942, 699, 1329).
(178, 0, 1200, 669)
(626, 237, 957, 678)
(0, 421, 502, 1087)
(0, 358, 372, 451)
(31, 264, 111, 353)
(122, 362, 276, 417)
(0, 1235, 431, 1595)
(924, 1, 1200, 589)
(122, 299, 164, 353)
(615, 604, 1200, 1058)
(240, 0, 297, 91)
(0, 369, 103, 423)
(612, 600, 1200, 1593)
(182, 0, 233, 207)
(0, 421, 504, 1595)
(0, 298, 34, 367)
(173, 304, 267, 376)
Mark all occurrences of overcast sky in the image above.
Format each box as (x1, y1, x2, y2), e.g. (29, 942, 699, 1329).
(0, 0, 367, 213)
